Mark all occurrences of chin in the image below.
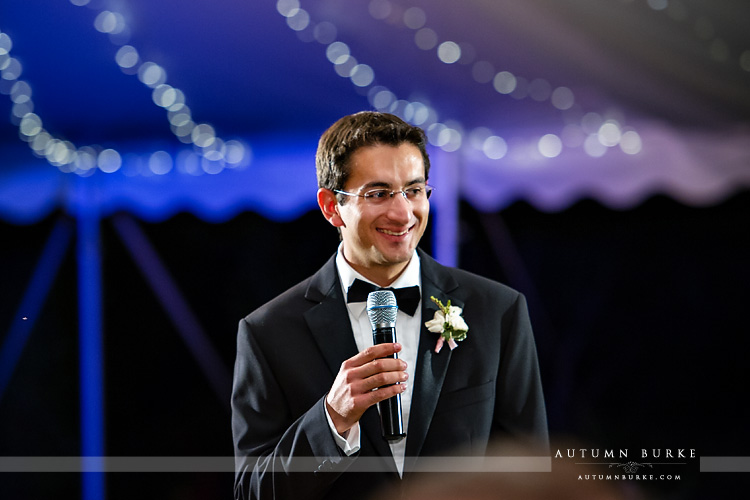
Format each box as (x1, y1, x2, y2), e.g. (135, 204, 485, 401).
(379, 248, 414, 265)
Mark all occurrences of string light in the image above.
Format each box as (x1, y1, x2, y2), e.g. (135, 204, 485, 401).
(538, 134, 563, 158)
(0, 1, 250, 176)
(375, 4, 576, 112)
(278, 0, 463, 153)
(3, 1, 654, 171)
(280, 0, 642, 160)
(366, 1, 643, 159)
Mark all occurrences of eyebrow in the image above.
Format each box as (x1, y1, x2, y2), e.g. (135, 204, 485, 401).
(360, 177, 426, 190)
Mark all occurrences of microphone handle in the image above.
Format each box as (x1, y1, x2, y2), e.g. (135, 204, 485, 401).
(372, 326, 406, 441)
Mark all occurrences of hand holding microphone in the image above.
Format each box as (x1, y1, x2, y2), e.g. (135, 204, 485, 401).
(324, 291, 408, 437)
(366, 290, 407, 441)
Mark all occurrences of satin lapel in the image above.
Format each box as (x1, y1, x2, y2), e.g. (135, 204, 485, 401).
(404, 251, 461, 469)
(302, 256, 396, 470)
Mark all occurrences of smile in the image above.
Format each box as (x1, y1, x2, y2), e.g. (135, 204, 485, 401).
(378, 227, 411, 236)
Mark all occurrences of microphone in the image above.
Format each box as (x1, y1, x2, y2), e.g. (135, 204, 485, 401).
(366, 290, 406, 442)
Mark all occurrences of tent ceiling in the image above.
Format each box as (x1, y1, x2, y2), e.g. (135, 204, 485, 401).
(1, 0, 749, 220)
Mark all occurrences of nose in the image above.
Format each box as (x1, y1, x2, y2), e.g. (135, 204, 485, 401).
(384, 190, 413, 224)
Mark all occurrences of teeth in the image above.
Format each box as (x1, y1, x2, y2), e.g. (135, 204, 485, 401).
(380, 228, 408, 236)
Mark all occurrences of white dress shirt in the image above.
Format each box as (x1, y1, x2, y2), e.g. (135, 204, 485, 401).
(325, 244, 422, 477)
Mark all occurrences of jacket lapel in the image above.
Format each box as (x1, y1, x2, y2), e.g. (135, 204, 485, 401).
(302, 255, 397, 471)
(404, 250, 461, 470)
(303, 255, 359, 377)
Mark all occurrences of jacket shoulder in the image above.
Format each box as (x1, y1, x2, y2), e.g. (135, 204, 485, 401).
(242, 276, 313, 325)
(448, 266, 518, 295)
(420, 250, 521, 307)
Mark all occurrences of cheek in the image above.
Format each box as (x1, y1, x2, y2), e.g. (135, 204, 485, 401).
(341, 211, 370, 237)
(416, 205, 429, 224)
(339, 205, 360, 224)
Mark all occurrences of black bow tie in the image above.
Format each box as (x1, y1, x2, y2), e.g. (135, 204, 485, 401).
(347, 278, 421, 316)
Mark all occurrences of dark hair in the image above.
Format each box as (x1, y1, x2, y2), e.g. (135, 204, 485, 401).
(315, 111, 431, 194)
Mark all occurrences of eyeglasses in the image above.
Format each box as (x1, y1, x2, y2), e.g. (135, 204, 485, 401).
(334, 185, 434, 204)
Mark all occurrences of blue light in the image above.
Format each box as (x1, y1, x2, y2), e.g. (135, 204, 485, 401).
(76, 186, 106, 500)
(0, 218, 73, 401)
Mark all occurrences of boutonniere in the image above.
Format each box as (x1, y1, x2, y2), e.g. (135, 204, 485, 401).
(425, 296, 468, 353)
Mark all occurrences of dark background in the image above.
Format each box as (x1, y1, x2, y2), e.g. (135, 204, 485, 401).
(2, 189, 749, 499)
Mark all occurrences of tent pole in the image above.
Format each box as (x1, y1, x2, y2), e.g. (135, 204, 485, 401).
(76, 181, 106, 500)
(431, 149, 460, 267)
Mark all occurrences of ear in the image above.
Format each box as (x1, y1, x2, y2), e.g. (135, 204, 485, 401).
(317, 188, 346, 228)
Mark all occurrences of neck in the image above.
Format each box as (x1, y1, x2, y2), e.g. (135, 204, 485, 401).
(345, 258, 410, 288)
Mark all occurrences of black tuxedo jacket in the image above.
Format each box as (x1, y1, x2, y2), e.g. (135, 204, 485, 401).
(231, 249, 548, 500)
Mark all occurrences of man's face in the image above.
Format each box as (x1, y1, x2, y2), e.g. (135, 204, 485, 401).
(337, 143, 429, 284)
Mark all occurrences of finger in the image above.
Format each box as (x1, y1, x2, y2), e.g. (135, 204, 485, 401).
(360, 369, 409, 393)
(351, 357, 407, 381)
(346, 343, 402, 368)
(360, 382, 408, 407)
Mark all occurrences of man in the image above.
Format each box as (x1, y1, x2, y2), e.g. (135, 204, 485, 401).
(231, 111, 548, 500)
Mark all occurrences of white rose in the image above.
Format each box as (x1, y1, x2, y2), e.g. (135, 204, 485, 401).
(425, 310, 445, 333)
(445, 306, 468, 332)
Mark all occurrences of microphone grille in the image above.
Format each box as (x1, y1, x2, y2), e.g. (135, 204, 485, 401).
(366, 290, 398, 327)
